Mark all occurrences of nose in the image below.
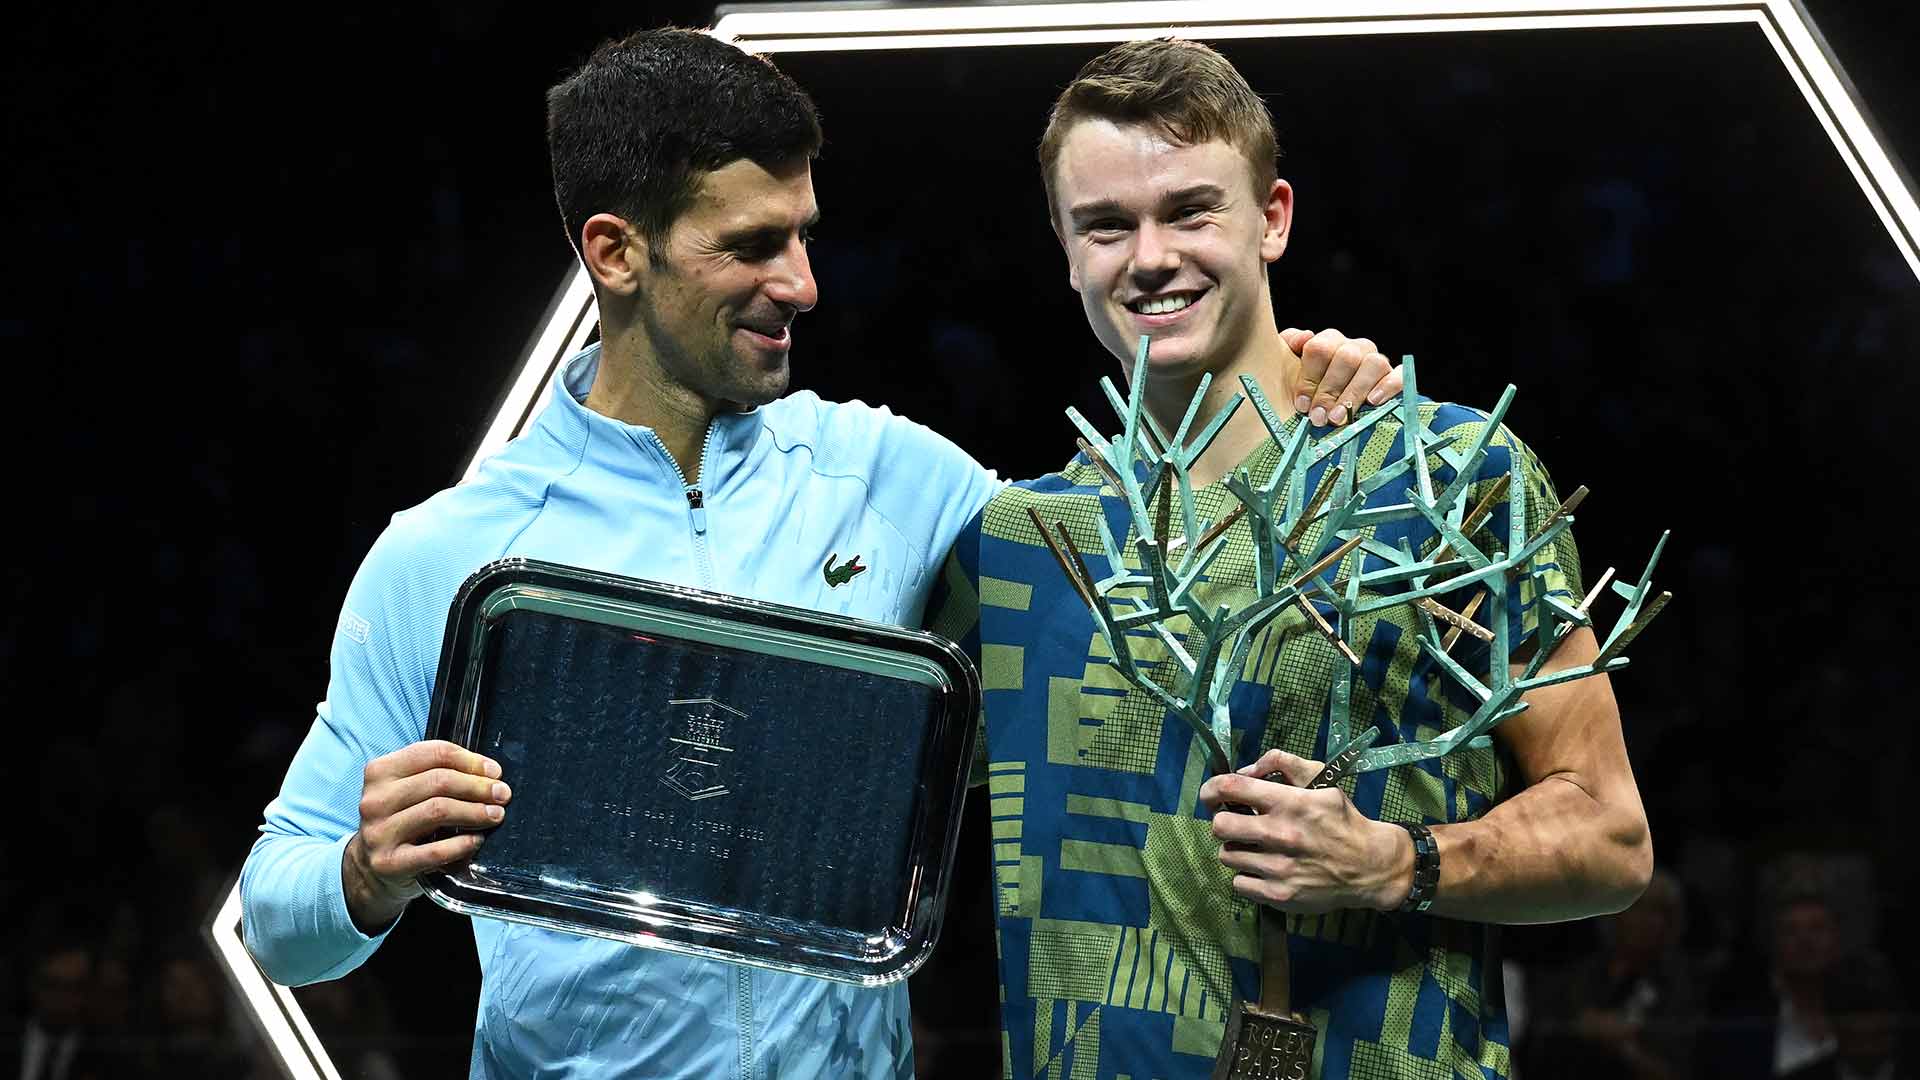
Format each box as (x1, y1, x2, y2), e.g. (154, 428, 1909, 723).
(1130, 221, 1179, 284)
(766, 236, 818, 313)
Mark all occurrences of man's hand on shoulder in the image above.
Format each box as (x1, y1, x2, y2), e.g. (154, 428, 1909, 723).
(343, 740, 511, 935)
(1280, 327, 1404, 428)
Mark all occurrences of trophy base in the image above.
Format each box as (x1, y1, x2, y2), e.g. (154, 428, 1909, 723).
(1211, 1000, 1316, 1080)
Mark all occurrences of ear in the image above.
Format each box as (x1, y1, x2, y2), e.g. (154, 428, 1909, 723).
(1259, 178, 1294, 264)
(580, 212, 648, 297)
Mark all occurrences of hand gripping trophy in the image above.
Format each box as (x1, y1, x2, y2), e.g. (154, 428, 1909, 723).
(1027, 337, 1669, 1080)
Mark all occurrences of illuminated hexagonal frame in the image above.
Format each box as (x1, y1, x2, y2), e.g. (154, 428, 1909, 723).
(209, 2, 1919, 1075)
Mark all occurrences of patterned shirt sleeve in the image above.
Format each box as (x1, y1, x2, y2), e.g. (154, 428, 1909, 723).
(924, 507, 988, 786)
(1490, 426, 1584, 650)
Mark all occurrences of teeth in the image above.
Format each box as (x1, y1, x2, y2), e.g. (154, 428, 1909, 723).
(1134, 294, 1194, 315)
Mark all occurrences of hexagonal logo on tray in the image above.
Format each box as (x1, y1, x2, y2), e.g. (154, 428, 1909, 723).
(660, 696, 746, 801)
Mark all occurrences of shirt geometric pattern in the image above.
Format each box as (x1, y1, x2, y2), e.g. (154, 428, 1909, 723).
(932, 400, 1581, 1080)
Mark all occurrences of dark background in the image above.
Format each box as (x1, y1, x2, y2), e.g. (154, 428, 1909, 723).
(6, 2, 1919, 1077)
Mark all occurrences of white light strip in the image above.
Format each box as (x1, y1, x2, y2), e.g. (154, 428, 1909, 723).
(208, 882, 344, 1080)
(713, 0, 1749, 40)
(722, 11, 1757, 53)
(1759, 0, 1920, 280)
(708, 0, 1916, 284)
(225, 4, 1920, 1075)
(461, 265, 598, 481)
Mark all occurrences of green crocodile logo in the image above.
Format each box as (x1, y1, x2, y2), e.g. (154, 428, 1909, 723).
(823, 553, 868, 588)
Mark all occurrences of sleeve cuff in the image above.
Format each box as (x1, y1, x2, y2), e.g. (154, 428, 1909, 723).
(242, 831, 402, 986)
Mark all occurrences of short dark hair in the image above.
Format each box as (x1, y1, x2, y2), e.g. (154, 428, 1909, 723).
(1039, 38, 1278, 217)
(546, 28, 823, 256)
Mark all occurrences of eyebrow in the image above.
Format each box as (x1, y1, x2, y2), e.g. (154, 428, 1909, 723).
(718, 210, 822, 247)
(1164, 184, 1228, 207)
(1067, 184, 1229, 226)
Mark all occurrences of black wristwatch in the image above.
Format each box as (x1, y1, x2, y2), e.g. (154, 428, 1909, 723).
(1397, 822, 1440, 913)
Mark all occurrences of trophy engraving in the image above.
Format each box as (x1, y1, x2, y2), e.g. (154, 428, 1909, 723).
(660, 695, 745, 802)
(627, 808, 771, 861)
(1215, 1005, 1315, 1080)
(1032, 336, 1670, 1077)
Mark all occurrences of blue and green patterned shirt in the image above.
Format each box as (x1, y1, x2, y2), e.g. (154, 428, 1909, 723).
(932, 400, 1581, 1080)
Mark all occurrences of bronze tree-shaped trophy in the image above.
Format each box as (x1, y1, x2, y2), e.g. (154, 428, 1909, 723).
(1027, 337, 1669, 1080)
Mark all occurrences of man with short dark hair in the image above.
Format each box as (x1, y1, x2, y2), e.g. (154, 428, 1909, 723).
(934, 38, 1652, 1079)
(239, 29, 1003, 1078)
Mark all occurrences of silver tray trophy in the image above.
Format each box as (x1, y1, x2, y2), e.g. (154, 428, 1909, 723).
(418, 558, 981, 986)
(1028, 338, 1670, 1080)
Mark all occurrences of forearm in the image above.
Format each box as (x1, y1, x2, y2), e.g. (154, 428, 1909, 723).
(242, 701, 412, 985)
(1396, 629, 1653, 922)
(1420, 770, 1652, 922)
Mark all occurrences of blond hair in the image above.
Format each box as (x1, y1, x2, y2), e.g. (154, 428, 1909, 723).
(1038, 38, 1279, 215)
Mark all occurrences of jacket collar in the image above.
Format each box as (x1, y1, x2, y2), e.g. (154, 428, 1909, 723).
(539, 343, 767, 489)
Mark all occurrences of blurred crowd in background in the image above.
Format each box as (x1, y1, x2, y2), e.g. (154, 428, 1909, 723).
(2, 805, 1910, 1077)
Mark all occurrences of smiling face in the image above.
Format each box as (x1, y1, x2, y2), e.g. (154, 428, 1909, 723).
(632, 155, 820, 410)
(1052, 118, 1291, 381)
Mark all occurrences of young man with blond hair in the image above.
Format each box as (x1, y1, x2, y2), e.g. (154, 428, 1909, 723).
(936, 38, 1650, 1079)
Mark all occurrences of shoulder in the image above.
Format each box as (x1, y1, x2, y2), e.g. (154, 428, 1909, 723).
(1343, 398, 1552, 482)
(760, 391, 1001, 570)
(1421, 400, 1546, 459)
(979, 456, 1104, 539)
(762, 389, 997, 505)
(347, 476, 544, 616)
(760, 390, 975, 469)
(992, 460, 1100, 509)
(758, 389, 894, 447)
(995, 442, 1112, 498)
(384, 470, 539, 555)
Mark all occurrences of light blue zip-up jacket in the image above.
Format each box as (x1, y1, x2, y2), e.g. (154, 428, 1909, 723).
(240, 344, 1001, 1079)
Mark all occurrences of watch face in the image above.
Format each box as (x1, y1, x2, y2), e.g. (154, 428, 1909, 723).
(419, 557, 980, 986)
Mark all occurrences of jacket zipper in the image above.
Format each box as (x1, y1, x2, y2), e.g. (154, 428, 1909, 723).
(737, 966, 754, 1080)
(654, 424, 743, 1074)
(690, 424, 715, 590)
(653, 425, 717, 590)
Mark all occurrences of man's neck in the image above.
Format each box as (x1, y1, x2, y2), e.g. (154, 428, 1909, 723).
(1140, 328, 1300, 489)
(583, 326, 717, 481)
